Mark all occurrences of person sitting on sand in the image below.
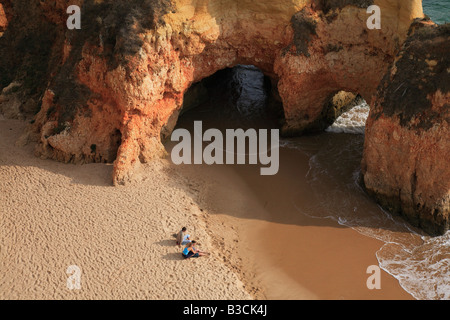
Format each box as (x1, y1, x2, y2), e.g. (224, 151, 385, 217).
(176, 227, 191, 246)
(182, 242, 209, 260)
(182, 242, 197, 259)
(191, 241, 210, 256)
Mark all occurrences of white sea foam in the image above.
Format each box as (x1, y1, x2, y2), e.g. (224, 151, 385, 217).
(283, 131, 450, 300)
(325, 101, 370, 134)
(377, 231, 450, 300)
(347, 170, 449, 300)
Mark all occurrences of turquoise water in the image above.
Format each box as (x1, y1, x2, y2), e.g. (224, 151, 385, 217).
(423, 0, 450, 24)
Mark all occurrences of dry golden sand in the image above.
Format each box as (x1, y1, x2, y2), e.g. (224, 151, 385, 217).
(0, 117, 250, 300)
(0, 116, 413, 300)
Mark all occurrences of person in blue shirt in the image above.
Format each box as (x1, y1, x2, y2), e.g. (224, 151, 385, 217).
(182, 242, 197, 259)
(182, 241, 209, 259)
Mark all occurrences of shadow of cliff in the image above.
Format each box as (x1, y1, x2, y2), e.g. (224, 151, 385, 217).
(159, 65, 424, 237)
(0, 116, 423, 236)
(161, 129, 425, 237)
(162, 150, 426, 237)
(0, 118, 114, 187)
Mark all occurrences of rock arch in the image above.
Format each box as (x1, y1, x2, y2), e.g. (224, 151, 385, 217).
(1, 0, 448, 234)
(67, 0, 419, 185)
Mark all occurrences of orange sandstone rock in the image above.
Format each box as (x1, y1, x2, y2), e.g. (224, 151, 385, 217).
(19, 0, 423, 184)
(0, 4, 8, 34)
(361, 21, 449, 235)
(3, 1, 448, 234)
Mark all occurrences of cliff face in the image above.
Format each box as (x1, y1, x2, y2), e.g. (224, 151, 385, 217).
(0, 1, 11, 35)
(362, 21, 450, 235)
(0, 0, 58, 119)
(2, 1, 447, 234)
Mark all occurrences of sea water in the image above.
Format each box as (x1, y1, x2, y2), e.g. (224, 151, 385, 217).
(423, 0, 450, 24)
(281, 130, 450, 300)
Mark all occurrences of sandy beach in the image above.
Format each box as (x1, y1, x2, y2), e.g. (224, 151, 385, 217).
(1, 0, 448, 301)
(0, 117, 251, 299)
(0, 116, 414, 300)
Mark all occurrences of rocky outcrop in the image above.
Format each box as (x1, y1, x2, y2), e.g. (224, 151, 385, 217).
(1, 0, 421, 178)
(362, 21, 449, 236)
(0, 1, 11, 35)
(0, 0, 60, 119)
(2, 1, 448, 234)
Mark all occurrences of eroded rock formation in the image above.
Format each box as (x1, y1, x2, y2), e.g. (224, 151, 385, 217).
(1, 1, 448, 234)
(0, 2, 10, 35)
(362, 21, 449, 235)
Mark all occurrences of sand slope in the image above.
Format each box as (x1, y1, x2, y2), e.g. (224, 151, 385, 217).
(0, 117, 250, 300)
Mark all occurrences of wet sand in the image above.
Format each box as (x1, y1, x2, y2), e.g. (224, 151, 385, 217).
(175, 145, 414, 300)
